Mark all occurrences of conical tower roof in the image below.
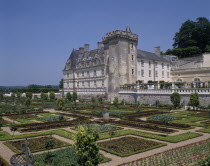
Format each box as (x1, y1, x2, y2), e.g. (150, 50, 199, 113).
(126, 26, 131, 33)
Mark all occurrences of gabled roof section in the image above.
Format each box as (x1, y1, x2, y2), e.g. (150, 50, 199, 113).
(137, 49, 169, 62)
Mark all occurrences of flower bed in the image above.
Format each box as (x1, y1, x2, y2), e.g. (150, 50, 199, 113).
(0, 111, 49, 116)
(4, 136, 70, 153)
(119, 139, 210, 166)
(74, 124, 121, 132)
(110, 120, 175, 133)
(99, 136, 166, 157)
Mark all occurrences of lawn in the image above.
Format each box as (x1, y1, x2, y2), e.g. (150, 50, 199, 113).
(98, 136, 166, 157)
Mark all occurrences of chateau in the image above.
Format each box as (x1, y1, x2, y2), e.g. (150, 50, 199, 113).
(63, 27, 171, 100)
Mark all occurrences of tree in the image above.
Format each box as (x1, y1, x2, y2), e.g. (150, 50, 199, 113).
(189, 93, 200, 109)
(26, 92, 32, 99)
(113, 97, 119, 108)
(11, 92, 16, 100)
(41, 92, 48, 100)
(49, 91, 55, 100)
(56, 98, 65, 110)
(59, 79, 63, 89)
(170, 92, 181, 108)
(25, 98, 31, 107)
(16, 92, 21, 99)
(74, 125, 102, 166)
(0, 92, 3, 101)
(66, 92, 72, 101)
(173, 17, 210, 52)
(10, 126, 17, 136)
(72, 91, 78, 102)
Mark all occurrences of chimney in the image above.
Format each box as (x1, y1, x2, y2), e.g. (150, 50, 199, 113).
(79, 47, 84, 52)
(97, 42, 103, 49)
(154, 46, 161, 56)
(84, 44, 89, 51)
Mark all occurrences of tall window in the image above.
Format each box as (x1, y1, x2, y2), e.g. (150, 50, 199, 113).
(82, 81, 84, 87)
(77, 73, 79, 78)
(132, 55, 134, 61)
(132, 69, 134, 75)
(167, 64, 169, 70)
(67, 82, 69, 88)
(167, 72, 169, 78)
(131, 43, 134, 48)
(141, 69, 144, 77)
(162, 63, 164, 69)
(162, 71, 164, 78)
(102, 80, 104, 87)
(149, 61, 151, 68)
(88, 81, 90, 87)
(155, 62, 158, 68)
(141, 60, 144, 67)
(77, 82, 79, 88)
(82, 72, 84, 77)
(87, 71, 90, 77)
(149, 70, 151, 77)
(94, 70, 97, 76)
(94, 81, 97, 87)
(155, 71, 158, 77)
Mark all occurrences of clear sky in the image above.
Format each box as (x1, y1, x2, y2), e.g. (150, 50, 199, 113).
(1, 0, 210, 86)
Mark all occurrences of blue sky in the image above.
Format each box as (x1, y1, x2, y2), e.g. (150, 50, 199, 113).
(1, 0, 210, 86)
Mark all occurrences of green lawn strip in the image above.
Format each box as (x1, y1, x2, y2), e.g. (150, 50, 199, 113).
(4, 138, 71, 153)
(197, 127, 210, 133)
(0, 129, 74, 141)
(0, 154, 9, 166)
(16, 118, 36, 124)
(99, 129, 202, 143)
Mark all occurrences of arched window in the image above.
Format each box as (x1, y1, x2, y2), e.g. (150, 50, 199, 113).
(176, 79, 182, 82)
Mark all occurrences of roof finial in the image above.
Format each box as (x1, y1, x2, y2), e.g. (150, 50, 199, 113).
(126, 25, 131, 33)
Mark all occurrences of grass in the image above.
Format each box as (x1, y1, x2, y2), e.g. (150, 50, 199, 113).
(99, 129, 202, 143)
(197, 127, 210, 133)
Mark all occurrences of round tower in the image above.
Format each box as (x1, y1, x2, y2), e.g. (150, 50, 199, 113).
(102, 26, 138, 100)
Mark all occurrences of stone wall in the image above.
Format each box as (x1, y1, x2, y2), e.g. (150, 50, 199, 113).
(119, 93, 210, 107)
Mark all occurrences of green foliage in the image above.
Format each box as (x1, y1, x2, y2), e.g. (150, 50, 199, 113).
(91, 97, 96, 103)
(11, 93, 16, 99)
(66, 92, 72, 101)
(189, 93, 200, 108)
(16, 92, 21, 99)
(49, 91, 55, 100)
(56, 98, 65, 110)
(0, 93, 3, 101)
(41, 92, 48, 100)
(152, 114, 176, 125)
(170, 92, 181, 108)
(173, 17, 210, 52)
(45, 136, 54, 151)
(74, 125, 102, 166)
(26, 92, 32, 99)
(41, 116, 65, 122)
(59, 79, 63, 89)
(25, 98, 31, 107)
(113, 97, 119, 108)
(72, 91, 78, 102)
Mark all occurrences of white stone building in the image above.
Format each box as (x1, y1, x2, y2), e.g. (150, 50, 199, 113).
(62, 27, 171, 100)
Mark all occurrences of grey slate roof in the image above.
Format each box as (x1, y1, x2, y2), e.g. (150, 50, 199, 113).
(137, 49, 169, 62)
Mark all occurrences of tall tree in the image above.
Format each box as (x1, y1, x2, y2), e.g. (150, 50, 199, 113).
(170, 92, 181, 108)
(66, 92, 72, 101)
(189, 93, 200, 109)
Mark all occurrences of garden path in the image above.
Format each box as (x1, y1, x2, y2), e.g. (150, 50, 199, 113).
(2, 117, 19, 124)
(0, 141, 15, 163)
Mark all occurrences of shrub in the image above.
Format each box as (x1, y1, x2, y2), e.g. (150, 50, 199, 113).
(66, 92, 72, 101)
(170, 92, 181, 108)
(113, 97, 119, 108)
(25, 98, 31, 107)
(26, 92, 32, 99)
(189, 93, 199, 109)
(49, 91, 55, 100)
(56, 98, 65, 110)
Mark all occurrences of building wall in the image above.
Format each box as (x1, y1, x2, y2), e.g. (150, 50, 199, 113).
(137, 59, 171, 83)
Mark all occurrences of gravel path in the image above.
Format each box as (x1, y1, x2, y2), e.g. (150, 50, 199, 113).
(2, 117, 19, 124)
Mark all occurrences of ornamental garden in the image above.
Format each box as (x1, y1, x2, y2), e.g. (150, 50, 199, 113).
(0, 91, 210, 166)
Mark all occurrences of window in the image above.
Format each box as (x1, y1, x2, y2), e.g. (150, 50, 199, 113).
(94, 81, 97, 87)
(82, 72, 84, 77)
(87, 71, 90, 77)
(77, 73, 79, 78)
(155, 62, 158, 68)
(82, 81, 84, 87)
(88, 81, 90, 87)
(67, 82, 69, 88)
(167, 72, 169, 78)
(162, 71, 164, 78)
(149, 70, 151, 77)
(194, 78, 201, 83)
(149, 61, 151, 68)
(155, 71, 158, 77)
(132, 69, 134, 75)
(141, 60, 144, 67)
(94, 70, 97, 76)
(67, 74, 69, 78)
(177, 78, 182, 82)
(162, 63, 164, 69)
(141, 69, 144, 77)
(77, 82, 79, 88)
(132, 55, 134, 61)
(102, 80, 104, 87)
(101, 69, 104, 75)
(167, 64, 169, 70)
(131, 43, 134, 48)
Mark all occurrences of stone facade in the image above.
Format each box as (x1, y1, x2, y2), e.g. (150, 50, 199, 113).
(62, 27, 171, 100)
